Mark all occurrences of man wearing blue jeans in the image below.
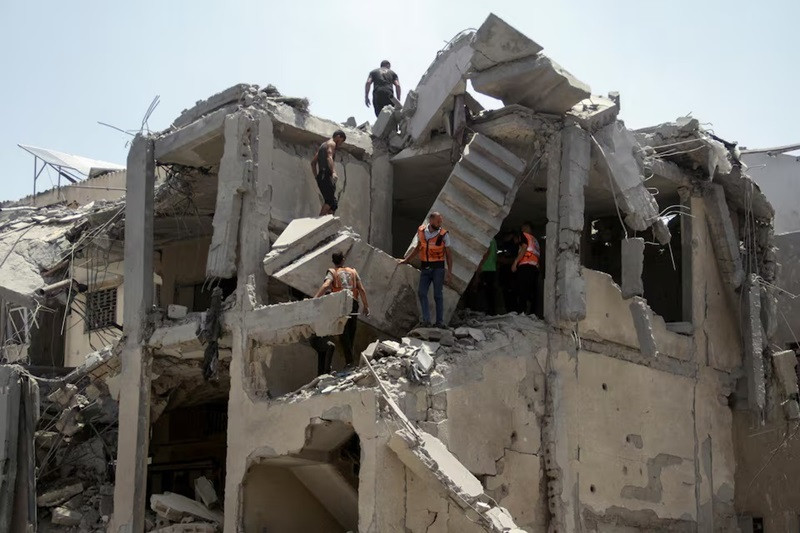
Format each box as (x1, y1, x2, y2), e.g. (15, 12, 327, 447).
(398, 212, 453, 328)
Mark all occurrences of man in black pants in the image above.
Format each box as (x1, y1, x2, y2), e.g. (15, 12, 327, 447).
(512, 222, 541, 317)
(364, 60, 401, 117)
(310, 130, 347, 215)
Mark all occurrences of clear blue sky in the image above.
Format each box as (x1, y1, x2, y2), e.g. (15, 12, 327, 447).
(1, 0, 797, 202)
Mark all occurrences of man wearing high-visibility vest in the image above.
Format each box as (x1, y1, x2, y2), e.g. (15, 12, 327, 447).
(314, 251, 370, 370)
(399, 212, 453, 328)
(511, 222, 541, 316)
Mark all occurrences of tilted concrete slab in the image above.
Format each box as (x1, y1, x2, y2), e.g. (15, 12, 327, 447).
(172, 83, 250, 129)
(263, 217, 459, 337)
(621, 237, 645, 299)
(404, 32, 475, 145)
(591, 122, 661, 232)
(155, 105, 231, 166)
(388, 429, 524, 533)
(470, 105, 556, 148)
(471, 55, 590, 114)
(405, 134, 527, 293)
(471, 13, 543, 72)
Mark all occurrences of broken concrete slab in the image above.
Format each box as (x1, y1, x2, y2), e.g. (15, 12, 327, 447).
(703, 183, 745, 289)
(592, 122, 661, 232)
(37, 482, 84, 507)
(372, 105, 397, 139)
(471, 55, 590, 114)
(772, 350, 799, 420)
(405, 134, 527, 292)
(51, 506, 82, 526)
(629, 297, 658, 357)
(193, 476, 219, 509)
(621, 237, 645, 299)
(566, 95, 619, 132)
(155, 105, 230, 166)
(404, 32, 475, 144)
(470, 13, 543, 72)
(150, 492, 223, 524)
(172, 83, 250, 129)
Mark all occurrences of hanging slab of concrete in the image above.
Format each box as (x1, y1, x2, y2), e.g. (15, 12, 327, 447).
(702, 183, 744, 289)
(155, 106, 231, 167)
(621, 237, 645, 299)
(388, 429, 524, 533)
(404, 32, 475, 144)
(629, 297, 658, 357)
(404, 134, 527, 293)
(471, 55, 590, 114)
(742, 275, 766, 416)
(263, 217, 460, 337)
(471, 13, 543, 72)
(772, 350, 800, 419)
(206, 112, 254, 278)
(591, 122, 661, 232)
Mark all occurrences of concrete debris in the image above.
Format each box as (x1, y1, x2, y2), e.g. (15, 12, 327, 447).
(592, 122, 661, 232)
(772, 350, 800, 420)
(152, 523, 217, 533)
(167, 304, 188, 319)
(703, 183, 745, 289)
(51, 506, 82, 526)
(372, 105, 397, 139)
(454, 327, 486, 342)
(150, 492, 223, 525)
(566, 95, 619, 132)
(470, 13, 543, 72)
(629, 297, 658, 358)
(409, 349, 435, 383)
(742, 275, 766, 416)
(621, 237, 645, 299)
(193, 476, 219, 509)
(471, 54, 590, 114)
(37, 482, 84, 507)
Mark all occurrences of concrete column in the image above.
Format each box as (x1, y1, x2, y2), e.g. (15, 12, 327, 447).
(112, 135, 155, 533)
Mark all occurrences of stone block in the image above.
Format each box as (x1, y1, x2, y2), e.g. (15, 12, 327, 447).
(471, 55, 590, 114)
(471, 13, 543, 72)
(372, 105, 397, 139)
(37, 482, 84, 507)
(772, 350, 799, 420)
(193, 476, 219, 509)
(51, 506, 82, 526)
(742, 276, 765, 415)
(621, 237, 645, 299)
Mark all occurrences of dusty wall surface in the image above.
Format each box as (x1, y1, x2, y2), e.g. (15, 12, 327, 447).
(733, 410, 800, 531)
(743, 152, 800, 234)
(157, 237, 211, 307)
(267, 136, 387, 250)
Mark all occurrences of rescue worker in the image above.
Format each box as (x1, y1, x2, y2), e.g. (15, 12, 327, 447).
(398, 212, 453, 328)
(478, 237, 499, 315)
(364, 60, 401, 117)
(310, 130, 346, 216)
(511, 222, 541, 317)
(314, 251, 370, 368)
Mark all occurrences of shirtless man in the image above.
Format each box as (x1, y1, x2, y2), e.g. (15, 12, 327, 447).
(365, 60, 401, 117)
(310, 130, 346, 215)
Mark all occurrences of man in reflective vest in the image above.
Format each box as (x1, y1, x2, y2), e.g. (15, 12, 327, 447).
(314, 251, 370, 371)
(398, 212, 453, 328)
(511, 222, 541, 317)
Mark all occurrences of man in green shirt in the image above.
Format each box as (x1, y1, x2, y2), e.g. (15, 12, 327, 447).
(478, 238, 498, 315)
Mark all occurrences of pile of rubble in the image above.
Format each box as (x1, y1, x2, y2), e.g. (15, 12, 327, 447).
(146, 479, 223, 532)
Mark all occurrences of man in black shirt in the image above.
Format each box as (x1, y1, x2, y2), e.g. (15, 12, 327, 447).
(365, 60, 401, 117)
(310, 130, 346, 215)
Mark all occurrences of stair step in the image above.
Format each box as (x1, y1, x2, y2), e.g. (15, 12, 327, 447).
(460, 145, 517, 193)
(468, 134, 526, 176)
(449, 166, 506, 212)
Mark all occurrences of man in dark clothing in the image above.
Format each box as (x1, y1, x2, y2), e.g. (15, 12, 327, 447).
(497, 231, 519, 313)
(365, 60, 401, 117)
(512, 222, 541, 317)
(310, 130, 346, 215)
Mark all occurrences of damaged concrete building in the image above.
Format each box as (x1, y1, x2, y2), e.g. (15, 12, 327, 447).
(0, 13, 794, 533)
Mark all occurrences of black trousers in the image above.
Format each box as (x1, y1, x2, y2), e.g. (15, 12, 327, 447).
(340, 301, 359, 365)
(515, 265, 539, 316)
(480, 271, 498, 315)
(310, 335, 335, 376)
(373, 90, 393, 116)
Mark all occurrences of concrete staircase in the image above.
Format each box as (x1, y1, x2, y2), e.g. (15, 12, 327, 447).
(409, 134, 527, 292)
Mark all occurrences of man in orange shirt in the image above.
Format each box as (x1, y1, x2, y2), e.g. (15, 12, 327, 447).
(511, 222, 541, 317)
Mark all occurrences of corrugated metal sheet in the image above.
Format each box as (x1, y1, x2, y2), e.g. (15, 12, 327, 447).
(18, 144, 124, 176)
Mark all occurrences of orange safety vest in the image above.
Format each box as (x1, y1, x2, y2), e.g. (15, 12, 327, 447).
(328, 267, 359, 293)
(418, 225, 448, 263)
(519, 232, 540, 267)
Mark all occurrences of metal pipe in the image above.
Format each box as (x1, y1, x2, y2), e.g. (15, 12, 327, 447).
(35, 279, 76, 297)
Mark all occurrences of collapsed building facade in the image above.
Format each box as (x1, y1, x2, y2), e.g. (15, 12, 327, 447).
(0, 13, 795, 533)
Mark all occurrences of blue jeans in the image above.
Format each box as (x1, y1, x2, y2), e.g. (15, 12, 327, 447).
(418, 267, 445, 324)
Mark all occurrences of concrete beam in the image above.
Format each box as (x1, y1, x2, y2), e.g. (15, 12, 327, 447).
(742, 275, 766, 416)
(773, 350, 800, 419)
(154, 105, 232, 166)
(702, 183, 744, 289)
(629, 297, 658, 357)
(592, 122, 660, 232)
(404, 32, 474, 144)
(206, 112, 254, 278)
(471, 55, 590, 114)
(471, 13, 543, 72)
(112, 134, 156, 533)
(369, 148, 394, 252)
(241, 292, 353, 344)
(172, 83, 250, 129)
(621, 237, 645, 299)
